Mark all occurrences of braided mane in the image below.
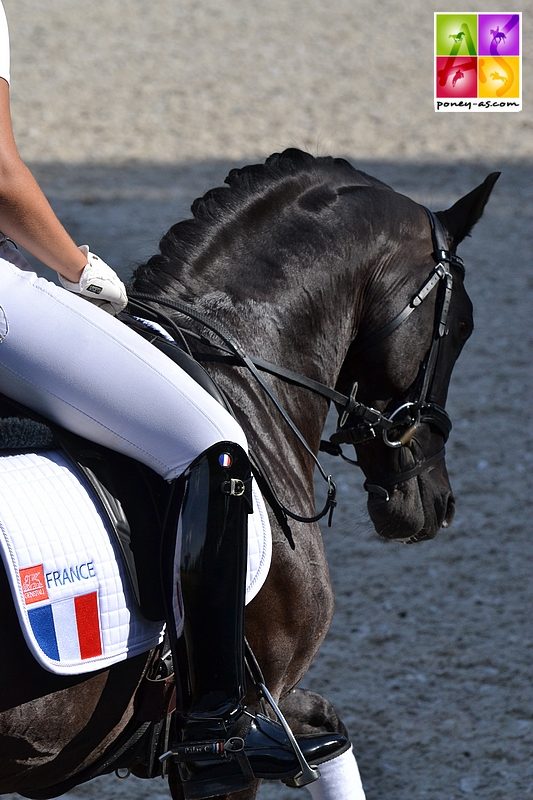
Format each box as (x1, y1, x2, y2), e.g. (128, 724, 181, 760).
(130, 149, 383, 297)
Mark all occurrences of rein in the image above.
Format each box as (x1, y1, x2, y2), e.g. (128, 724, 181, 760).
(128, 206, 463, 518)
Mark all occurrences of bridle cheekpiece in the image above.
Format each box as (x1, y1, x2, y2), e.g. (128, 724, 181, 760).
(329, 208, 465, 500)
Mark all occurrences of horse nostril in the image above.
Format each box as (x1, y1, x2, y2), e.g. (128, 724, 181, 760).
(442, 493, 456, 528)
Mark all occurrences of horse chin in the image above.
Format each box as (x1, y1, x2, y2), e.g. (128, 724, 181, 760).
(367, 475, 455, 543)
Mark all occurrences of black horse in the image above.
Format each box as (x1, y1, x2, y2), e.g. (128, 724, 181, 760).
(0, 149, 498, 799)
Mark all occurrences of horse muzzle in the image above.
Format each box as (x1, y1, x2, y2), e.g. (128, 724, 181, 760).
(363, 437, 456, 542)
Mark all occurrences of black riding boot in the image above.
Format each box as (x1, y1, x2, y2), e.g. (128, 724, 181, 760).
(161, 442, 349, 799)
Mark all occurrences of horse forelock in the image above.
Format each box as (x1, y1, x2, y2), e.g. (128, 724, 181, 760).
(130, 148, 389, 300)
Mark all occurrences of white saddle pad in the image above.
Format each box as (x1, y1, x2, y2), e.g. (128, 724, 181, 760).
(0, 450, 271, 676)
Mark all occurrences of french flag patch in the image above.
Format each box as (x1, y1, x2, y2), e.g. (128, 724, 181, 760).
(26, 589, 103, 662)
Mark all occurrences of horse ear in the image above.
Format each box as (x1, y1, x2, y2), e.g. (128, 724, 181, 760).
(436, 172, 501, 248)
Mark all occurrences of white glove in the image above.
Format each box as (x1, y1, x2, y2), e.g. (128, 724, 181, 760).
(58, 246, 128, 315)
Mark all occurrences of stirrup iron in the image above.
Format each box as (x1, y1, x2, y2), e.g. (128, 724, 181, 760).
(258, 683, 320, 787)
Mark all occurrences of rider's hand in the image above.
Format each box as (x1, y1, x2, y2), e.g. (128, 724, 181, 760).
(58, 246, 128, 315)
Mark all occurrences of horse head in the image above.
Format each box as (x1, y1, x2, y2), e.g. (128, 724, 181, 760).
(335, 173, 499, 542)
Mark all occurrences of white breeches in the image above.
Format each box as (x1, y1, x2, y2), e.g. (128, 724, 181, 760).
(0, 241, 247, 481)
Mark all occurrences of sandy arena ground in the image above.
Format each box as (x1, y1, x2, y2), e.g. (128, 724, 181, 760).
(3, 1, 532, 798)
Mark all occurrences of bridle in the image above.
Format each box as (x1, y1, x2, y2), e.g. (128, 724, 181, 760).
(128, 206, 464, 525)
(328, 208, 465, 501)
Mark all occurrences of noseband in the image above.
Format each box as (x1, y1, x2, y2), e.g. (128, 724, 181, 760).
(329, 208, 464, 500)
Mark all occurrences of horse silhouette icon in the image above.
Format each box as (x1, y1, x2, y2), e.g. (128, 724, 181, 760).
(490, 26, 507, 45)
(449, 31, 466, 44)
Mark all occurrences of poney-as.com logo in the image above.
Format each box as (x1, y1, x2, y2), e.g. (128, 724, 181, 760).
(435, 12, 521, 112)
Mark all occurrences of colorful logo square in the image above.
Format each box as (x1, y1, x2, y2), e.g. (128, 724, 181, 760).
(478, 13, 520, 56)
(436, 57, 477, 97)
(478, 56, 520, 98)
(435, 14, 478, 56)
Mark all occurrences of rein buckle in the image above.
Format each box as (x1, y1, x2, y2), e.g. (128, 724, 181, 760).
(338, 381, 359, 428)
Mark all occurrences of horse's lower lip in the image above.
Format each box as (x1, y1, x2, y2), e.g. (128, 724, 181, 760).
(377, 528, 429, 542)
(369, 509, 426, 542)
(367, 493, 442, 542)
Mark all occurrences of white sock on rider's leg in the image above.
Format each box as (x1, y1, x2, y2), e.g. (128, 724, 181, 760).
(305, 747, 367, 800)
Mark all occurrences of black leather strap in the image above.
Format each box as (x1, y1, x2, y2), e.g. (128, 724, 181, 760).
(364, 446, 446, 497)
(354, 261, 451, 354)
(192, 351, 358, 413)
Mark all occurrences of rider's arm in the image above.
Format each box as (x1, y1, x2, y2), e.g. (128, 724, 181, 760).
(0, 78, 86, 282)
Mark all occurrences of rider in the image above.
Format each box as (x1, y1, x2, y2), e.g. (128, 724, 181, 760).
(0, 4, 362, 798)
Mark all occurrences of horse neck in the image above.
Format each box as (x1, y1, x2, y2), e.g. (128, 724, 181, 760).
(170, 184, 409, 467)
(197, 251, 367, 472)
